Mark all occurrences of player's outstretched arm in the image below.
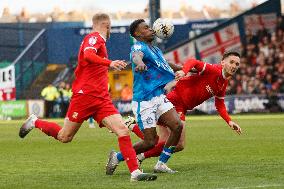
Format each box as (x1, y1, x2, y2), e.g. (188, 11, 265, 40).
(110, 60, 127, 71)
(84, 49, 127, 70)
(168, 61, 183, 72)
(132, 51, 147, 72)
(215, 97, 242, 135)
(228, 121, 242, 135)
(84, 49, 112, 66)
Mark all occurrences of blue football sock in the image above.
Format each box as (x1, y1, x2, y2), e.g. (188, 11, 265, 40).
(116, 152, 124, 162)
(159, 146, 176, 163)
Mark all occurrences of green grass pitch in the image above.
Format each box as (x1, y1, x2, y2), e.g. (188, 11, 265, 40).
(0, 114, 283, 189)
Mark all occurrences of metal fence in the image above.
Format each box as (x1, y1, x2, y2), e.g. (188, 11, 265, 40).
(11, 29, 48, 99)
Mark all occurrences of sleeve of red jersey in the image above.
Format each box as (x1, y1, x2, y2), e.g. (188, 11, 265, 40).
(215, 83, 231, 123)
(83, 36, 111, 66)
(182, 58, 206, 74)
(215, 97, 231, 123)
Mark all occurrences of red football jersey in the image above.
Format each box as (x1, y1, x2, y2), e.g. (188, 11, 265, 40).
(72, 32, 110, 99)
(172, 59, 231, 122)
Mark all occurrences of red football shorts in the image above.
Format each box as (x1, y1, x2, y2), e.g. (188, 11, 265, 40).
(166, 90, 186, 121)
(66, 93, 119, 124)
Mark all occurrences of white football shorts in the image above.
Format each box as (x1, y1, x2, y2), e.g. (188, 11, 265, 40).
(132, 94, 174, 130)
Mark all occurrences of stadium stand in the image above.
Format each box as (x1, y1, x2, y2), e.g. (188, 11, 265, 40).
(227, 16, 284, 95)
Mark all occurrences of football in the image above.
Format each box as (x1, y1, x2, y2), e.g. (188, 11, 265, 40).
(152, 18, 174, 39)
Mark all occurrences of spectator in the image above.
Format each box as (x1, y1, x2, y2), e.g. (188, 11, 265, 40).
(245, 29, 258, 46)
(120, 84, 132, 101)
(88, 117, 96, 128)
(57, 82, 65, 117)
(62, 83, 72, 116)
(41, 84, 59, 118)
(276, 16, 284, 31)
(65, 83, 72, 99)
(57, 81, 71, 117)
(263, 89, 281, 112)
(228, 20, 284, 97)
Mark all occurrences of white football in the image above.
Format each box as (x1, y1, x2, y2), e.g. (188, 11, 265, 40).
(152, 18, 174, 40)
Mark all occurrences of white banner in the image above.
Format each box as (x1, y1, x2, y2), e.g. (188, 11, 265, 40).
(0, 65, 16, 101)
(192, 94, 283, 114)
(244, 13, 277, 34)
(196, 23, 241, 63)
(164, 41, 195, 65)
(27, 100, 45, 118)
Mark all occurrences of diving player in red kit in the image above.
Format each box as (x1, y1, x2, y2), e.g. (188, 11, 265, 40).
(126, 51, 242, 172)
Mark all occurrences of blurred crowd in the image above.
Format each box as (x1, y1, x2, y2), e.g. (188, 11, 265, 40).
(41, 82, 72, 118)
(227, 16, 284, 97)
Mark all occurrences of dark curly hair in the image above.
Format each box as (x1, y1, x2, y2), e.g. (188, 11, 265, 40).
(129, 19, 145, 37)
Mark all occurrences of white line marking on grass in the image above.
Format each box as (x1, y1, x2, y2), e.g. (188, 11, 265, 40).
(216, 184, 284, 189)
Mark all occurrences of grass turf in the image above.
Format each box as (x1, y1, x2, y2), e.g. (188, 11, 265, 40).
(0, 114, 283, 189)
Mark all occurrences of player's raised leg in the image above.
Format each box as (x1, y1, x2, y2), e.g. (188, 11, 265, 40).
(19, 93, 94, 142)
(103, 114, 157, 181)
(19, 114, 82, 143)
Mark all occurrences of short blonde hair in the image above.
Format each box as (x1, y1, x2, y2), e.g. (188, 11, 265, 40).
(92, 13, 110, 24)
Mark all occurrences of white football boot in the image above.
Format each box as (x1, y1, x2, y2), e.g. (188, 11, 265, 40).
(153, 162, 177, 174)
(130, 169, 157, 182)
(19, 114, 38, 138)
(106, 150, 120, 175)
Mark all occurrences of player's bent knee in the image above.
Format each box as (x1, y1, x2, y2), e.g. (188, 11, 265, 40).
(172, 121, 183, 134)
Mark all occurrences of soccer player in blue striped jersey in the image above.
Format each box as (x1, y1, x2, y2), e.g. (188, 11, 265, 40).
(106, 19, 183, 174)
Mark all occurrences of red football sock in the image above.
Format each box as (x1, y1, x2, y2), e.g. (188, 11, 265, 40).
(144, 141, 165, 158)
(35, 119, 62, 139)
(118, 136, 139, 173)
(132, 124, 144, 140)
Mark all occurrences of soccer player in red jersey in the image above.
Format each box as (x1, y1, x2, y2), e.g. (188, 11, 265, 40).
(19, 13, 157, 182)
(126, 51, 242, 170)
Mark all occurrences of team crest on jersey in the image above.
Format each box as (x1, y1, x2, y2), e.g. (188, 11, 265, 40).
(164, 97, 170, 103)
(133, 44, 142, 51)
(88, 37, 97, 45)
(146, 117, 153, 124)
(72, 112, 78, 119)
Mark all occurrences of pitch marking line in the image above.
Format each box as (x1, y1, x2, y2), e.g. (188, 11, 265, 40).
(216, 184, 284, 189)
